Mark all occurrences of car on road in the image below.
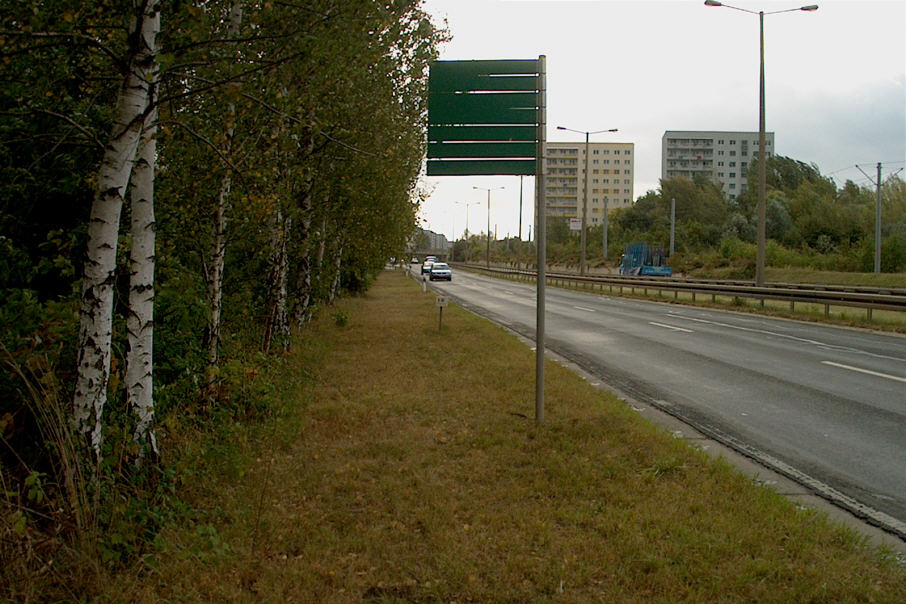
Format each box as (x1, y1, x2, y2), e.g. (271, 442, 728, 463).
(421, 260, 435, 274)
(429, 262, 452, 281)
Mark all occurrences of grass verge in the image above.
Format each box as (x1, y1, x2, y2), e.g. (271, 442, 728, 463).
(106, 270, 905, 602)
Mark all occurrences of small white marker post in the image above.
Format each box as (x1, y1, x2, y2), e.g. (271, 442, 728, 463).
(436, 295, 448, 331)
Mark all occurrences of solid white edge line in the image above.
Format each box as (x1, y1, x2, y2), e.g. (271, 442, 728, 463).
(821, 361, 906, 383)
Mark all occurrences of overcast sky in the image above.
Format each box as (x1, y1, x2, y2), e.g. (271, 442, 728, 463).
(417, 0, 906, 242)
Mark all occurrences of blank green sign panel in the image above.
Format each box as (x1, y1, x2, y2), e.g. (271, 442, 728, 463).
(427, 59, 540, 176)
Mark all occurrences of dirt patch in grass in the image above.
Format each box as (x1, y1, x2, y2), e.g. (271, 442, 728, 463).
(109, 270, 906, 602)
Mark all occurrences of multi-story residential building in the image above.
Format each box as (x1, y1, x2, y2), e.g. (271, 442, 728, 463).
(545, 141, 634, 224)
(661, 130, 774, 200)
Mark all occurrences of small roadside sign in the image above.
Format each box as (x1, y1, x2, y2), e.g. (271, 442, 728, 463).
(436, 296, 449, 331)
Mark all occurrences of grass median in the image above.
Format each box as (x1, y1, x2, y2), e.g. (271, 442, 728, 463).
(110, 269, 905, 602)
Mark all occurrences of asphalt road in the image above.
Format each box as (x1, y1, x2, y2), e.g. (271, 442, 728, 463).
(420, 267, 906, 539)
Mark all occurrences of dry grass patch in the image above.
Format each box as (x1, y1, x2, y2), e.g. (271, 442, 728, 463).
(108, 270, 905, 602)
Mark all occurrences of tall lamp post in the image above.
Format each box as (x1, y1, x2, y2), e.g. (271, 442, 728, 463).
(556, 126, 618, 276)
(473, 186, 504, 269)
(455, 200, 481, 262)
(704, 0, 817, 287)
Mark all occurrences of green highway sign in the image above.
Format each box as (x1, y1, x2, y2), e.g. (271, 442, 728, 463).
(427, 59, 541, 176)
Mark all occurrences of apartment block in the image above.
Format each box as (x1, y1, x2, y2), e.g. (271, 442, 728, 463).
(545, 141, 634, 224)
(661, 130, 774, 200)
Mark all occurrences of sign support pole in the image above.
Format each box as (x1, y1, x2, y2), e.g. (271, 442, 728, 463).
(535, 55, 547, 424)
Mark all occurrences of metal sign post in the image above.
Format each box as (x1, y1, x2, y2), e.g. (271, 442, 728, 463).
(534, 55, 546, 424)
(427, 57, 547, 423)
(436, 295, 448, 331)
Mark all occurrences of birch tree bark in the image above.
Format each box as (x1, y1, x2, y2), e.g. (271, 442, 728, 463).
(263, 207, 290, 353)
(202, 0, 243, 397)
(125, 89, 159, 459)
(73, 0, 161, 457)
(328, 239, 343, 305)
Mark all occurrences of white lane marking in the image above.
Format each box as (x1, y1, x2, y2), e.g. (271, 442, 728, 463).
(821, 361, 906, 383)
(649, 321, 693, 333)
(677, 316, 904, 363)
(573, 305, 597, 313)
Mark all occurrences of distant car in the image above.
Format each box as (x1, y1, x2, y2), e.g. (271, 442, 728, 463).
(411, 257, 419, 264)
(429, 262, 452, 281)
(421, 261, 434, 274)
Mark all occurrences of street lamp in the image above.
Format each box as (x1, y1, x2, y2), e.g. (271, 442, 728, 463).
(556, 126, 618, 276)
(455, 200, 481, 262)
(704, 0, 817, 286)
(473, 186, 504, 269)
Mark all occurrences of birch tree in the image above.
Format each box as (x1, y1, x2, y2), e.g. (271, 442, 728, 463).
(125, 77, 159, 458)
(201, 0, 244, 394)
(73, 0, 161, 457)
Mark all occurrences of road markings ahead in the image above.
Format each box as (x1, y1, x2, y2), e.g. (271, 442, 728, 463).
(821, 361, 906, 383)
(649, 321, 694, 333)
(573, 305, 597, 313)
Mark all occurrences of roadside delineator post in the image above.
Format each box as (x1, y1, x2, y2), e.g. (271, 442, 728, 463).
(436, 295, 448, 331)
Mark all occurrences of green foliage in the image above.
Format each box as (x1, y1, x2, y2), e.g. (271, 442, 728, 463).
(333, 309, 350, 327)
(586, 162, 906, 277)
(2, 0, 446, 598)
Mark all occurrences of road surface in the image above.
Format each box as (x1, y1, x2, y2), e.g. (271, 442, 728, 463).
(422, 268, 906, 539)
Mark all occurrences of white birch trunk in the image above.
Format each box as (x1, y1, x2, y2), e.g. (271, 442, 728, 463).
(264, 208, 290, 353)
(73, 0, 160, 457)
(125, 89, 159, 459)
(204, 174, 229, 389)
(292, 191, 314, 327)
(291, 131, 316, 327)
(203, 0, 242, 394)
(328, 241, 343, 305)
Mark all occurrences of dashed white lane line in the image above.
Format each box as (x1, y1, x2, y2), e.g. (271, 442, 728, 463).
(649, 321, 694, 333)
(573, 305, 597, 312)
(820, 361, 906, 383)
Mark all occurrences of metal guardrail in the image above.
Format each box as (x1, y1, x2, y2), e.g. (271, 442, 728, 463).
(453, 263, 906, 319)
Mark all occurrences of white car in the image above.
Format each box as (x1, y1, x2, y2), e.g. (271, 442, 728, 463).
(429, 262, 452, 281)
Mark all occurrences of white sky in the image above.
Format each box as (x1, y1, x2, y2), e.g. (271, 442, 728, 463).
(417, 0, 906, 242)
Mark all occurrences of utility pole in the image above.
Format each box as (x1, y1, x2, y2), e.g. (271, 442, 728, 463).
(876, 162, 882, 274)
(856, 162, 903, 274)
(518, 175, 524, 241)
